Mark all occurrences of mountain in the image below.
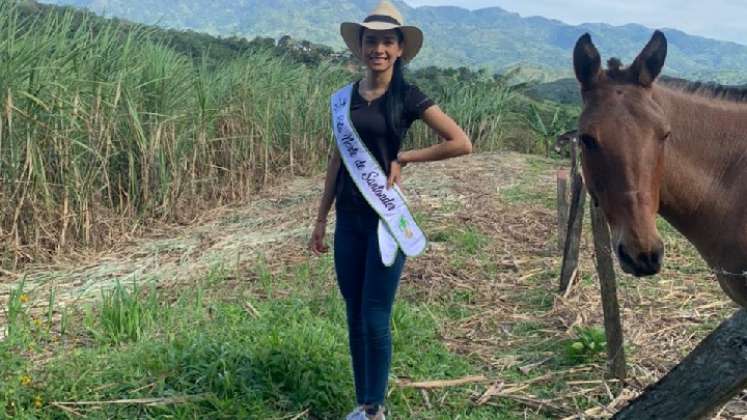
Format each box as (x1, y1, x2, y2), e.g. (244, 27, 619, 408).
(39, 0, 747, 83)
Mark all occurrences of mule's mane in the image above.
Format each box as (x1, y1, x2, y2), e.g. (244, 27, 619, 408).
(605, 57, 747, 103)
(658, 77, 747, 103)
(605, 58, 628, 81)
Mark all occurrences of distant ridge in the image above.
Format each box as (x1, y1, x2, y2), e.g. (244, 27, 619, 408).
(39, 0, 747, 83)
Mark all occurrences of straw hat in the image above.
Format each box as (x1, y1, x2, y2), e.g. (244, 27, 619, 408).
(340, 0, 423, 63)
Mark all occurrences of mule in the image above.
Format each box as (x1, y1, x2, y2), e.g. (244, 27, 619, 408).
(573, 31, 747, 308)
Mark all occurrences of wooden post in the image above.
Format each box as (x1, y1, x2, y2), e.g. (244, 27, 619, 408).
(557, 169, 570, 252)
(590, 203, 626, 380)
(570, 137, 578, 175)
(614, 309, 747, 419)
(559, 172, 585, 293)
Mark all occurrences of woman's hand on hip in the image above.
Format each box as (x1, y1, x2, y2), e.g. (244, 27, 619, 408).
(388, 160, 403, 189)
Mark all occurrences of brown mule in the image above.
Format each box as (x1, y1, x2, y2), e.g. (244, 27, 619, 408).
(573, 31, 747, 308)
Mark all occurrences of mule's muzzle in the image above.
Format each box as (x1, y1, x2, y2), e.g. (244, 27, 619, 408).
(617, 243, 664, 277)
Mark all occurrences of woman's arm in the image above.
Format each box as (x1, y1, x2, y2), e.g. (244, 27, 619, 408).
(398, 105, 472, 164)
(309, 148, 341, 254)
(386, 105, 472, 188)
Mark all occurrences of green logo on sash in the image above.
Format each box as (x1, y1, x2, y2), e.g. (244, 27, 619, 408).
(399, 215, 413, 239)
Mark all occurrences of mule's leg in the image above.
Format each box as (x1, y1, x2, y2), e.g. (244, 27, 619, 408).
(716, 274, 747, 309)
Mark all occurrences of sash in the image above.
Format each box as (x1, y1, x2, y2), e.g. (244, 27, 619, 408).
(331, 83, 427, 266)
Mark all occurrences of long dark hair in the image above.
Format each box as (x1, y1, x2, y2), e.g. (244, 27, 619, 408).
(385, 54, 408, 148)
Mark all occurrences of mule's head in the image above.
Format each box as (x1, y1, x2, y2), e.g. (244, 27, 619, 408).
(573, 31, 670, 277)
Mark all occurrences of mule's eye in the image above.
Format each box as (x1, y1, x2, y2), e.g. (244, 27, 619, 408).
(580, 134, 598, 150)
(662, 131, 671, 141)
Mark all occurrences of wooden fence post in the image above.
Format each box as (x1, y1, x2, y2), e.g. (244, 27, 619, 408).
(559, 172, 585, 293)
(614, 309, 747, 419)
(590, 203, 626, 380)
(557, 169, 570, 252)
(557, 129, 627, 382)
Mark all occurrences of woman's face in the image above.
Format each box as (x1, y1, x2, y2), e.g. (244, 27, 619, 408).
(361, 29, 403, 73)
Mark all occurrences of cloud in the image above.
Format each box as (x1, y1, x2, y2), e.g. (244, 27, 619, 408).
(403, 0, 747, 45)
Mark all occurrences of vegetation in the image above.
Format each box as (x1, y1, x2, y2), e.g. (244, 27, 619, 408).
(18, 0, 351, 67)
(0, 1, 346, 267)
(524, 78, 581, 106)
(40, 0, 747, 83)
(0, 11, 575, 411)
(1, 258, 504, 418)
(2, 1, 744, 419)
(2, 152, 737, 418)
(0, 1, 577, 269)
(564, 326, 607, 365)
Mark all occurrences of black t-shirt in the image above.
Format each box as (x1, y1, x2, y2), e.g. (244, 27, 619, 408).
(335, 81, 435, 213)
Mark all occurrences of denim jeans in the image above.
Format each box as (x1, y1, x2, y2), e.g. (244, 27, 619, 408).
(334, 209, 406, 407)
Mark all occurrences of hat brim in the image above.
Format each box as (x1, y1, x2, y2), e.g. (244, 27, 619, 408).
(340, 22, 423, 64)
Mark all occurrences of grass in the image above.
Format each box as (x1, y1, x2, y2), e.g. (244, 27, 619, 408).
(563, 326, 607, 365)
(0, 254, 518, 418)
(499, 156, 560, 208)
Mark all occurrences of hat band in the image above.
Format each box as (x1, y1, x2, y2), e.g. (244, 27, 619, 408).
(363, 15, 401, 26)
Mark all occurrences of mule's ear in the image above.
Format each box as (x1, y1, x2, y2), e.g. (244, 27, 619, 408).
(630, 30, 667, 87)
(573, 33, 601, 90)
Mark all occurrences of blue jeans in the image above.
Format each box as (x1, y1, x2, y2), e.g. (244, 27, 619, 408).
(334, 209, 406, 407)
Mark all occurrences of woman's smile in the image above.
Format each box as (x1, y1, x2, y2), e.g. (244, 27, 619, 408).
(368, 55, 389, 66)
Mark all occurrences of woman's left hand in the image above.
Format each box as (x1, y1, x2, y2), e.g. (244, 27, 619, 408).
(388, 160, 402, 189)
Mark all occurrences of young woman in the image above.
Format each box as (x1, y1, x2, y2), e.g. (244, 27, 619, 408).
(309, 1, 472, 419)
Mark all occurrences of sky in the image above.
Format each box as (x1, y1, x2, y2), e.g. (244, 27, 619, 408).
(403, 0, 747, 46)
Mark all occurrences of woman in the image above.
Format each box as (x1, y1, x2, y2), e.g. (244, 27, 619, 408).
(309, 1, 472, 419)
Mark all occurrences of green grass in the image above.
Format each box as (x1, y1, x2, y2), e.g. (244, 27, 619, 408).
(563, 326, 607, 365)
(0, 253, 524, 419)
(499, 156, 559, 208)
(453, 228, 490, 256)
(3, 235, 601, 419)
(88, 280, 158, 344)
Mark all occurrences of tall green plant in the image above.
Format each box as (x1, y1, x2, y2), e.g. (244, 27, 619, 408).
(0, 2, 558, 268)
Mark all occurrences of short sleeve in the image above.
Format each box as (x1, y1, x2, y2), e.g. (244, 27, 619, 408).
(404, 84, 435, 125)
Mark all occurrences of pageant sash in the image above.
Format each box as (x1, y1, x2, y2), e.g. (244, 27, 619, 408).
(331, 83, 427, 266)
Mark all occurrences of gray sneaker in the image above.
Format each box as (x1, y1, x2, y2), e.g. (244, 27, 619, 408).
(345, 407, 365, 420)
(363, 407, 386, 420)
